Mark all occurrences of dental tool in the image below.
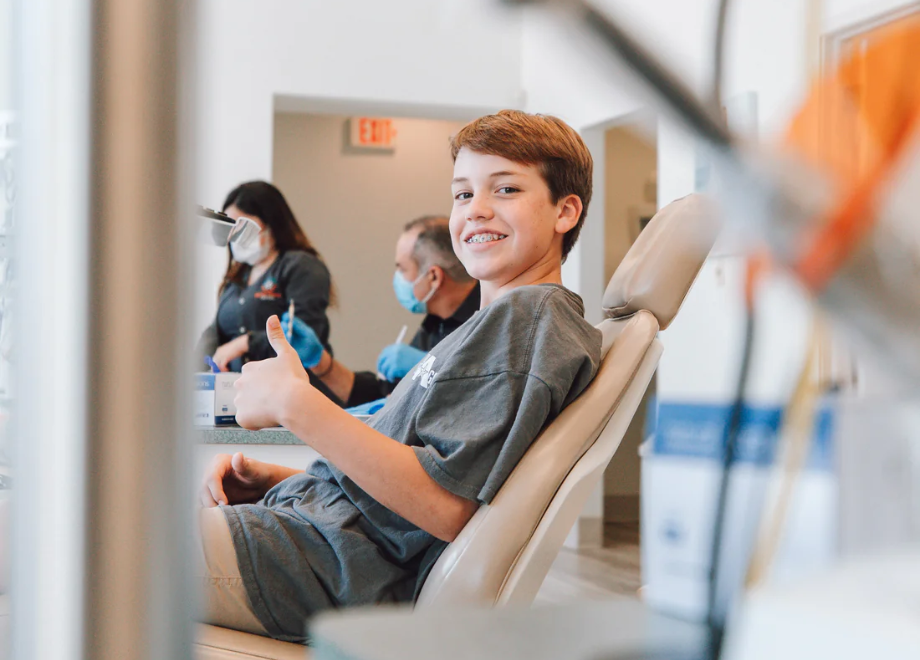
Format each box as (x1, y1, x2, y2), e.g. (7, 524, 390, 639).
(377, 325, 409, 380)
(394, 325, 408, 346)
(288, 299, 295, 339)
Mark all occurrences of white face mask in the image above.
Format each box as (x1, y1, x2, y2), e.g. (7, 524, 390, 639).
(230, 230, 271, 265)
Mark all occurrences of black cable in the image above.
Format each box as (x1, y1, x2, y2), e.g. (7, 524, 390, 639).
(704, 305, 755, 660)
(706, 5, 743, 657)
(712, 0, 732, 112)
(504, 1, 737, 150)
(577, 2, 734, 149)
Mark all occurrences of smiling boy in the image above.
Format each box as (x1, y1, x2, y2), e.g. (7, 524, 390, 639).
(198, 110, 602, 642)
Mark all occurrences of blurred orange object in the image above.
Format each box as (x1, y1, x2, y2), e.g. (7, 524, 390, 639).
(784, 16, 920, 291)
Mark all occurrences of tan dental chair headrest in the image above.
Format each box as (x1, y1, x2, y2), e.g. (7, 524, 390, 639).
(602, 194, 719, 330)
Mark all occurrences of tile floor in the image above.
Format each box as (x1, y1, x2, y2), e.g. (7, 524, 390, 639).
(535, 522, 641, 605)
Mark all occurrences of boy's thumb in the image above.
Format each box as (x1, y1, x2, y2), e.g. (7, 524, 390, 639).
(266, 315, 293, 355)
(231, 452, 252, 476)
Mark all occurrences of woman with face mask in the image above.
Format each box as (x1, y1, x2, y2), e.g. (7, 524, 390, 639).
(196, 181, 342, 402)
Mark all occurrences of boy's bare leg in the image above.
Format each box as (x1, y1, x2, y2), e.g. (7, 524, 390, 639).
(0, 499, 263, 632)
(195, 506, 267, 636)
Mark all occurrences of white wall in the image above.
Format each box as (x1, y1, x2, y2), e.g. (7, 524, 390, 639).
(521, 2, 712, 132)
(522, 0, 918, 255)
(193, 0, 523, 328)
(272, 113, 466, 371)
(195, 0, 522, 204)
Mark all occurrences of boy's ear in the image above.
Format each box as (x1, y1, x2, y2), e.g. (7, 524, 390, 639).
(554, 194, 583, 236)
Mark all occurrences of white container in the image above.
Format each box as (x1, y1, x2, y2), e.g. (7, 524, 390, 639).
(194, 372, 241, 426)
(640, 401, 836, 622)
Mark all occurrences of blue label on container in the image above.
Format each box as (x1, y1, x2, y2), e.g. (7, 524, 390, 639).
(195, 374, 216, 391)
(653, 401, 834, 470)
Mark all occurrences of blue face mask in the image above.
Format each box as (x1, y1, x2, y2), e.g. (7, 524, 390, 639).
(393, 269, 437, 314)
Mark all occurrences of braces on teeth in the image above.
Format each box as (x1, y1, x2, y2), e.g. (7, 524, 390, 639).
(467, 233, 507, 244)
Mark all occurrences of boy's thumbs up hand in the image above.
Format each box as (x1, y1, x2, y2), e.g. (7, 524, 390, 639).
(266, 314, 296, 357)
(234, 315, 312, 430)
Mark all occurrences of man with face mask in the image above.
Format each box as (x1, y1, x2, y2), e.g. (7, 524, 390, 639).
(283, 216, 479, 408)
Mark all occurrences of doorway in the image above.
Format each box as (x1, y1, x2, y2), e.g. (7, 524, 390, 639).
(601, 113, 657, 547)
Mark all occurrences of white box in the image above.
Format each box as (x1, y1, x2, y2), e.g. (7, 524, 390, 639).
(194, 372, 241, 426)
(641, 401, 837, 623)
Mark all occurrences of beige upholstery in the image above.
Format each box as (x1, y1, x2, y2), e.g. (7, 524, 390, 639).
(195, 623, 306, 660)
(603, 194, 719, 330)
(418, 311, 660, 606)
(193, 194, 716, 659)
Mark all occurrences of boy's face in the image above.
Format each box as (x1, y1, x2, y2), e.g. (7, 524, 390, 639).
(449, 149, 581, 292)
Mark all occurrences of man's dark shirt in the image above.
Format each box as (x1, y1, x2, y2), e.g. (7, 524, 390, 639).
(346, 283, 480, 407)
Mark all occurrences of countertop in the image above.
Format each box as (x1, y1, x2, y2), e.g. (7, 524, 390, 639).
(196, 414, 370, 446)
(195, 426, 302, 445)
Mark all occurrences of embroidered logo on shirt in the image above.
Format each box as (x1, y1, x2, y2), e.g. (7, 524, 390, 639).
(254, 277, 282, 300)
(412, 355, 438, 389)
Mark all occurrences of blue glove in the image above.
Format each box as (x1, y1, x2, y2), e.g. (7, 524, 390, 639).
(376, 344, 426, 382)
(345, 398, 387, 416)
(281, 312, 324, 369)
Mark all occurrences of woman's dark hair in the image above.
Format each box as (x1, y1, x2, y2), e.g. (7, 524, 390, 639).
(220, 181, 334, 303)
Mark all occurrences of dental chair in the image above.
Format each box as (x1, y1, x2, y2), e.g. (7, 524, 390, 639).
(0, 194, 717, 660)
(193, 194, 718, 659)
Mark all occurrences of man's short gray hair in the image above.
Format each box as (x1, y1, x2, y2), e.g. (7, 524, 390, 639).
(403, 215, 474, 283)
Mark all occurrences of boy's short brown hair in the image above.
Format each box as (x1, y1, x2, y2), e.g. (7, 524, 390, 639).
(450, 110, 593, 260)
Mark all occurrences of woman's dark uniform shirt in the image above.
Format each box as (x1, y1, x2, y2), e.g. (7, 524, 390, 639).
(197, 250, 343, 404)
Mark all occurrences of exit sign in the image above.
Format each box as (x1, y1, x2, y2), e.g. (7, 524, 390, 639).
(349, 117, 397, 150)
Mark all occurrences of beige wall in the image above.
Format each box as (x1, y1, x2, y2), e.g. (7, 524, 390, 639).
(602, 124, 657, 515)
(272, 113, 467, 372)
(603, 126, 657, 282)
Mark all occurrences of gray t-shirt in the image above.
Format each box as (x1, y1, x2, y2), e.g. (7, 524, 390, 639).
(223, 284, 602, 641)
